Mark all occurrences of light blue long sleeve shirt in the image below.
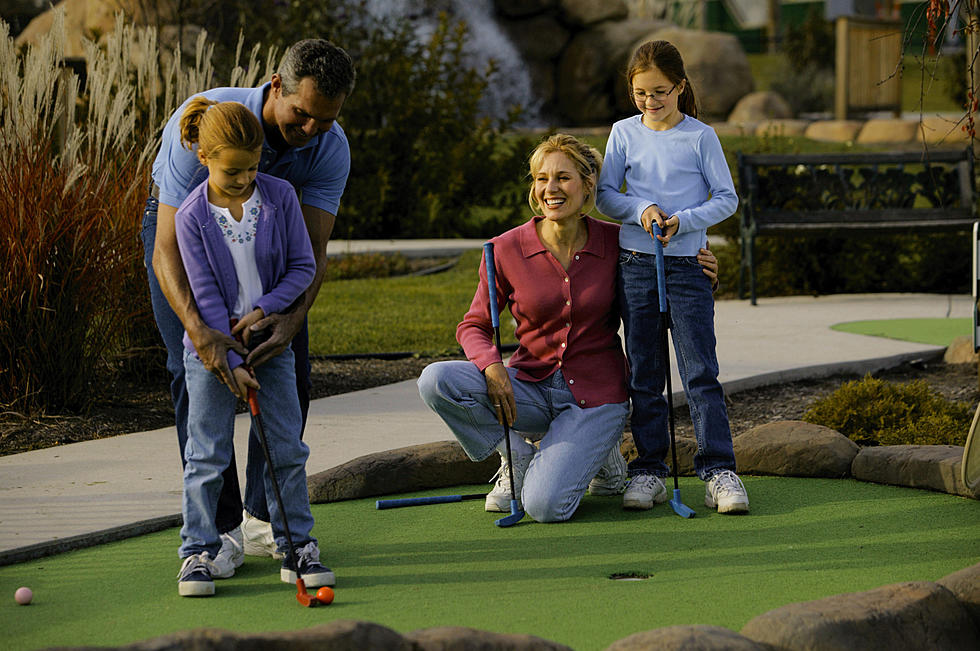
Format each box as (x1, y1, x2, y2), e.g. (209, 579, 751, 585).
(596, 114, 737, 256)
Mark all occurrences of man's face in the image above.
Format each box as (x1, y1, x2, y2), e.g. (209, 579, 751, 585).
(267, 74, 346, 147)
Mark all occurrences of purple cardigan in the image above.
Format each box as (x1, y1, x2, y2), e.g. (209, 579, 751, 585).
(175, 172, 316, 370)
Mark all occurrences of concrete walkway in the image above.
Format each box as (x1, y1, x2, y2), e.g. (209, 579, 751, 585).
(0, 259, 973, 564)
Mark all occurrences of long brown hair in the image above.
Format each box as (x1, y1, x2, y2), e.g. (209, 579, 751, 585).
(626, 40, 699, 119)
(179, 97, 264, 159)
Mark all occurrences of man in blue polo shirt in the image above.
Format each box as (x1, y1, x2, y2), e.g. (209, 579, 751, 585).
(141, 39, 354, 579)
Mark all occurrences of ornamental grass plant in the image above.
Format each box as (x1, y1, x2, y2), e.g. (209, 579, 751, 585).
(0, 11, 266, 413)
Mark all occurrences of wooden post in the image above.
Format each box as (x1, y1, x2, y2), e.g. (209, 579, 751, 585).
(835, 16, 849, 120)
(835, 15, 903, 120)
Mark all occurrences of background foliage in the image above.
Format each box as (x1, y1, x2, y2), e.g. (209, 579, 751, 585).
(803, 374, 972, 446)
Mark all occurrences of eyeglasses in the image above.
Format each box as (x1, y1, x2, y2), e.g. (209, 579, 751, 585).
(632, 85, 676, 103)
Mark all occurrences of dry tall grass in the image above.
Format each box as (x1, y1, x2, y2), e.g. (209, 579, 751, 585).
(0, 8, 275, 414)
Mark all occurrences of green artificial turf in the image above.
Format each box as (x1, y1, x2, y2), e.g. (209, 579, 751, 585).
(831, 317, 971, 347)
(1, 477, 976, 651)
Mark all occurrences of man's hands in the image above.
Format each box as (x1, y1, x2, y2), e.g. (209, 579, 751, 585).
(640, 204, 679, 246)
(186, 323, 249, 398)
(484, 362, 516, 427)
(243, 308, 305, 368)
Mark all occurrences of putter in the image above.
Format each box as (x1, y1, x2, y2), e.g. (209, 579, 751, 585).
(232, 321, 319, 607)
(376, 493, 486, 509)
(653, 228, 696, 519)
(484, 242, 525, 527)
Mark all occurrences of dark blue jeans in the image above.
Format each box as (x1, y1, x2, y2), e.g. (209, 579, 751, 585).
(617, 250, 735, 481)
(141, 196, 312, 529)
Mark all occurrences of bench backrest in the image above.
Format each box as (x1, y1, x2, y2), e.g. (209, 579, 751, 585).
(737, 149, 976, 232)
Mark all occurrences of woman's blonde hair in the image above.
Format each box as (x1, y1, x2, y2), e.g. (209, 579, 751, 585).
(527, 133, 602, 215)
(179, 97, 264, 159)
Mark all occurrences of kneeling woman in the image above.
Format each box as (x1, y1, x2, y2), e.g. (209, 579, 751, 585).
(418, 134, 628, 523)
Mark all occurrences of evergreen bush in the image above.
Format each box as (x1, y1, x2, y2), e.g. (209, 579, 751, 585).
(234, 0, 536, 239)
(802, 374, 972, 446)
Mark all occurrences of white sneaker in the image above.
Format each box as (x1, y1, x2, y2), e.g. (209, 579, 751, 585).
(705, 470, 749, 514)
(589, 445, 627, 495)
(242, 510, 285, 559)
(484, 451, 533, 512)
(211, 527, 244, 579)
(622, 473, 669, 510)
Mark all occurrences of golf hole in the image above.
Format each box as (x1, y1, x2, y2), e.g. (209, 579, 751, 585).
(609, 572, 652, 581)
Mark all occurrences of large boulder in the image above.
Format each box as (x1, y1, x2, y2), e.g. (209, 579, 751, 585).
(606, 625, 767, 650)
(740, 581, 980, 650)
(804, 119, 865, 142)
(945, 335, 980, 365)
(103, 620, 415, 650)
(851, 444, 971, 497)
(496, 13, 571, 61)
(856, 117, 921, 144)
(727, 91, 793, 125)
(734, 421, 859, 478)
(558, 0, 629, 27)
(556, 18, 669, 124)
(407, 626, 574, 650)
(938, 561, 980, 629)
(634, 26, 754, 119)
(494, 0, 556, 18)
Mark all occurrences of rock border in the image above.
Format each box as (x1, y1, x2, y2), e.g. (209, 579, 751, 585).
(66, 431, 979, 650)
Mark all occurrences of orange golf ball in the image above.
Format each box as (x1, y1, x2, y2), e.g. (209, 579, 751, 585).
(316, 586, 334, 605)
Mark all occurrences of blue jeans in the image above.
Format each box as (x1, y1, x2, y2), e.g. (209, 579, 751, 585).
(141, 196, 312, 528)
(180, 348, 315, 558)
(617, 251, 735, 481)
(418, 361, 629, 522)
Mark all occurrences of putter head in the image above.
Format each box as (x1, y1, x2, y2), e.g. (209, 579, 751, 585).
(494, 499, 525, 527)
(295, 578, 319, 607)
(670, 489, 696, 519)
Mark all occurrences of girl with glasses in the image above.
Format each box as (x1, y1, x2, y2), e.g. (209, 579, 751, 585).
(596, 40, 748, 515)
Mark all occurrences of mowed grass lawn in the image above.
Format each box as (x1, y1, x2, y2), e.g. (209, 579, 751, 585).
(310, 249, 518, 356)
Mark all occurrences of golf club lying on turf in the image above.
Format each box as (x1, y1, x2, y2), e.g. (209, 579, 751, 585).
(376, 493, 487, 509)
(485, 241, 525, 527)
(231, 320, 319, 607)
(653, 227, 696, 519)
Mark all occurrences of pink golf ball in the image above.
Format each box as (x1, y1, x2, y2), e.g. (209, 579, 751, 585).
(14, 586, 32, 605)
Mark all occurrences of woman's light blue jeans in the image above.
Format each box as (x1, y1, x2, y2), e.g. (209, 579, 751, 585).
(418, 361, 629, 523)
(179, 347, 316, 559)
(617, 250, 735, 481)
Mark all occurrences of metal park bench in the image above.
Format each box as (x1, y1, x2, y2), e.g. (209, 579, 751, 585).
(736, 148, 977, 305)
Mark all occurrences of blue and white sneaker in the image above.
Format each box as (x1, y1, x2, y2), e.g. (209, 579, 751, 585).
(178, 552, 216, 597)
(280, 542, 335, 587)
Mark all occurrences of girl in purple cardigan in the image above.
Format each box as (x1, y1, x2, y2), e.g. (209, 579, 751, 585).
(172, 98, 332, 597)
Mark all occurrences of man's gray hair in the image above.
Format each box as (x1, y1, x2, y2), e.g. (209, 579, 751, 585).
(279, 39, 356, 99)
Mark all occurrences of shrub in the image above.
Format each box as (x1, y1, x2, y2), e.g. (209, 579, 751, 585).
(233, 0, 536, 239)
(771, 9, 835, 115)
(802, 374, 972, 446)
